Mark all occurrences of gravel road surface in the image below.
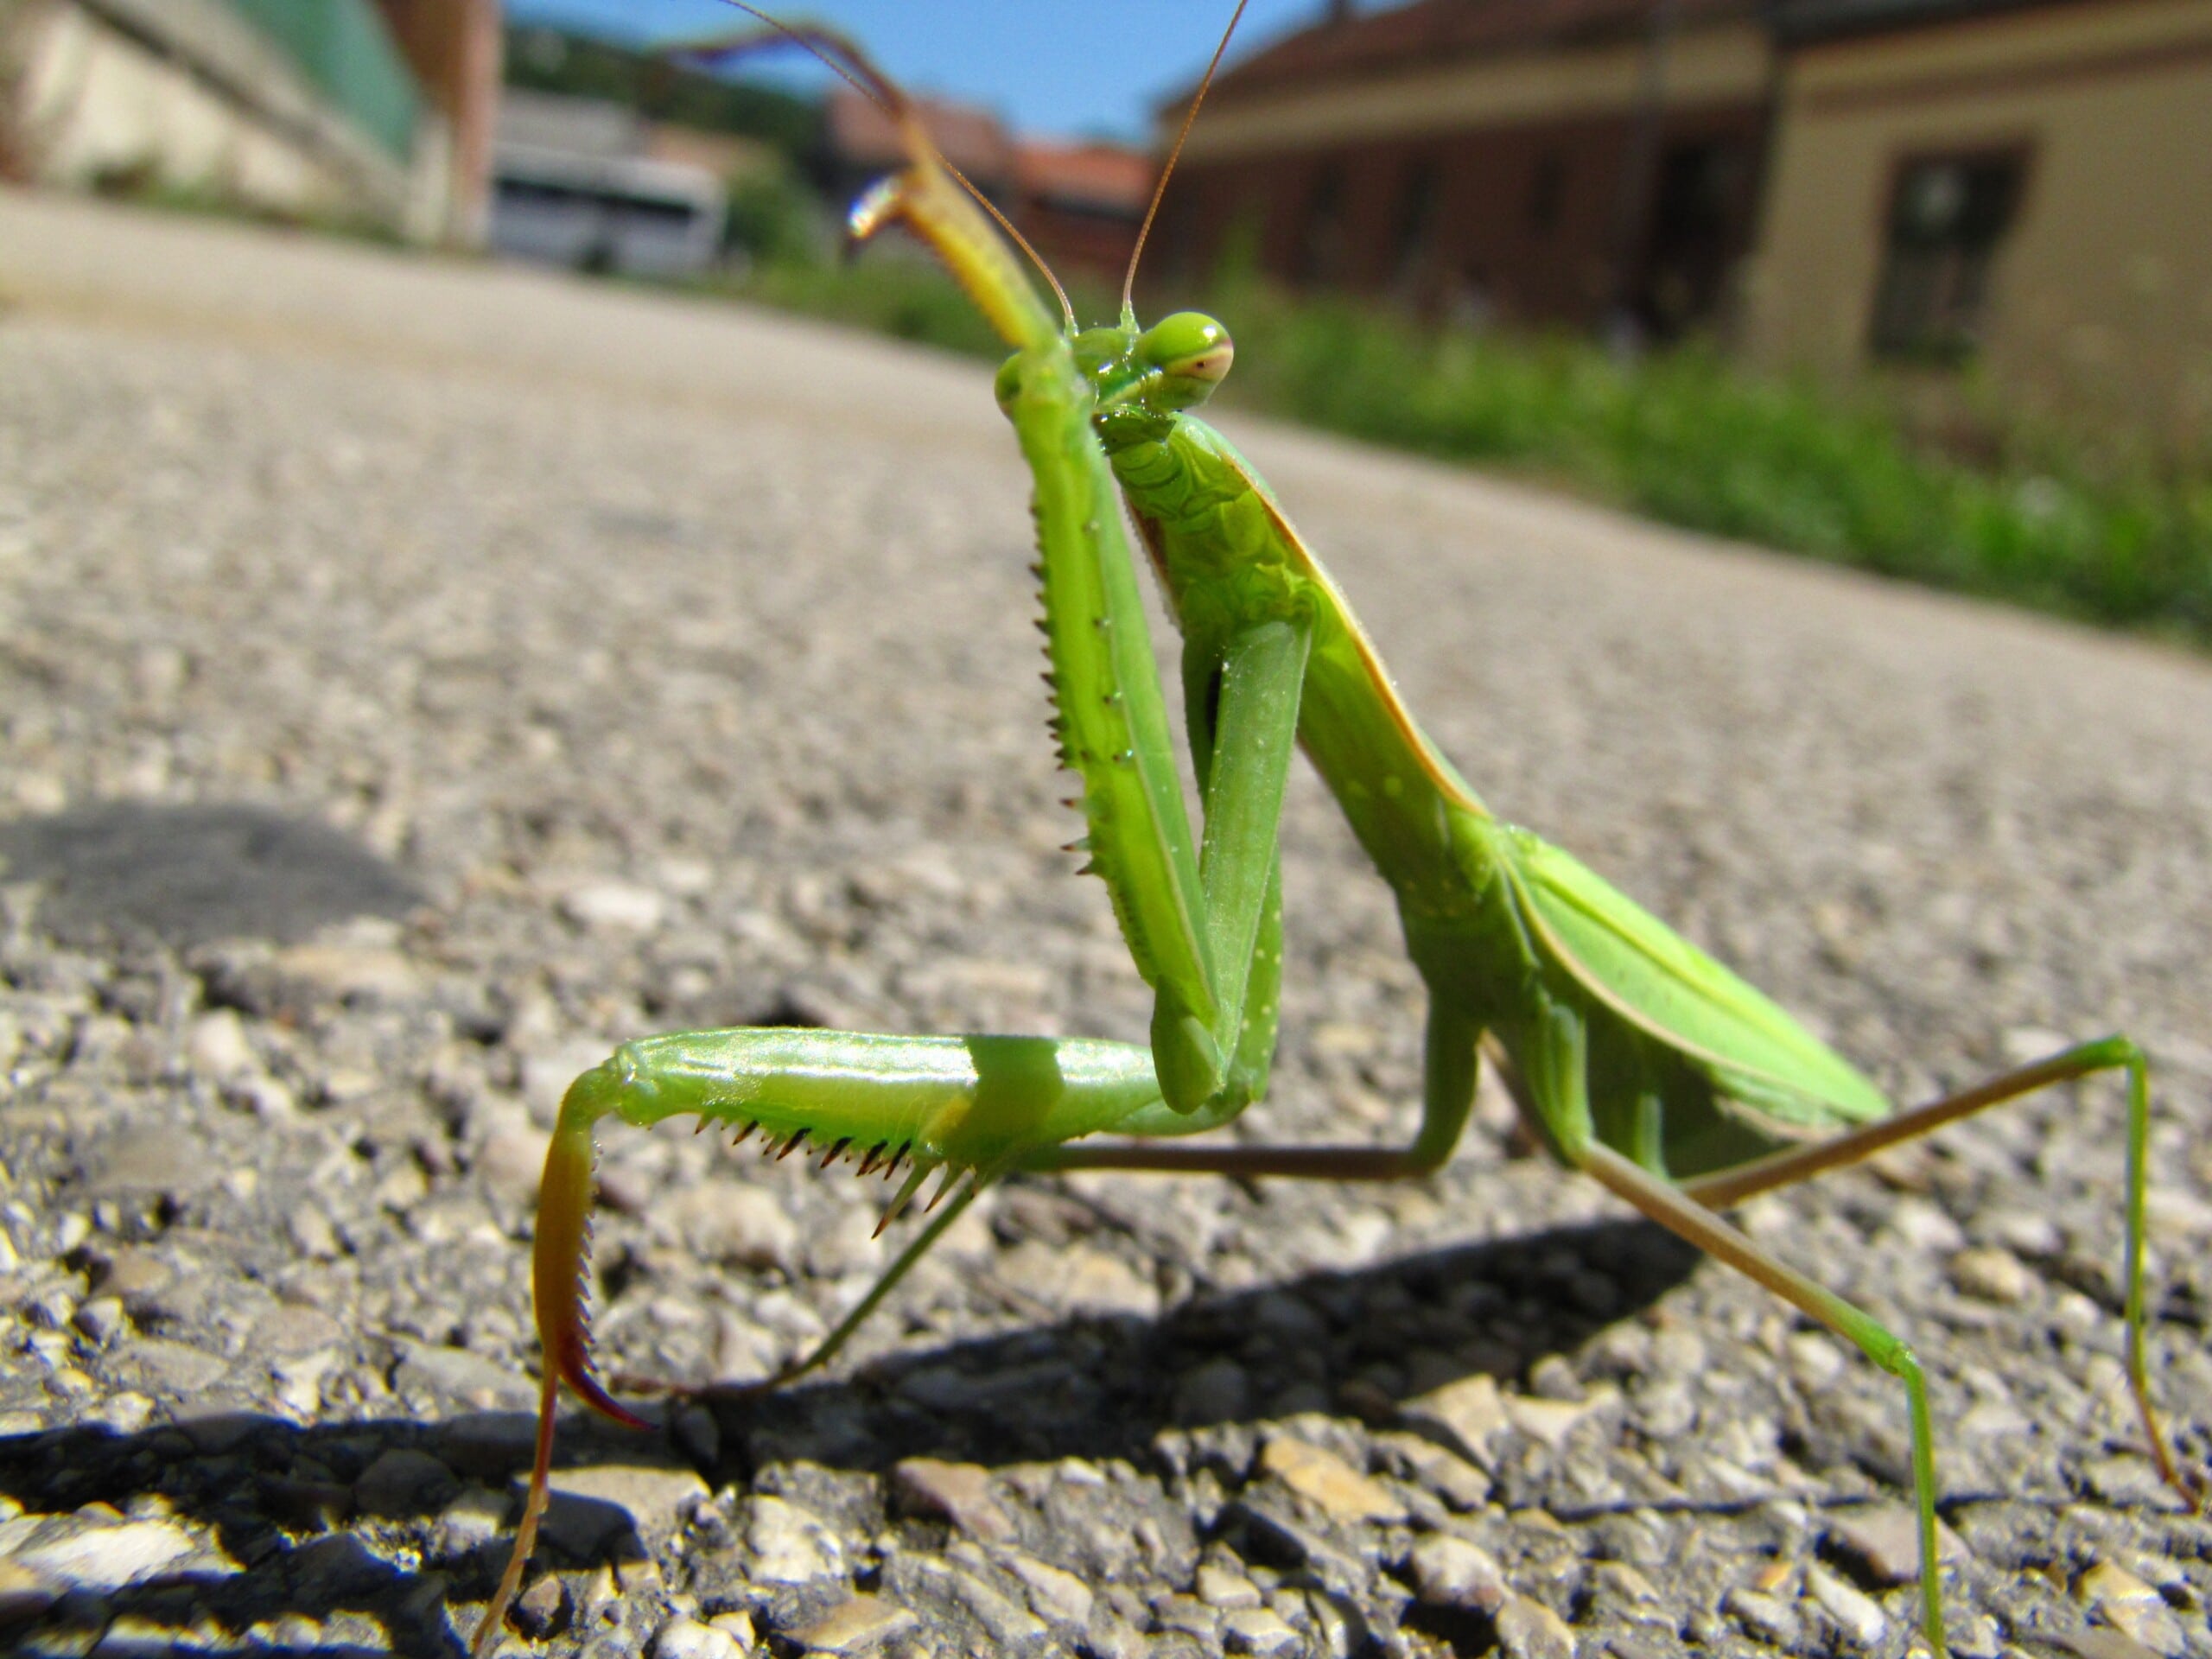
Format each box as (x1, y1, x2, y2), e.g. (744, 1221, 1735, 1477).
(1, 189, 2208, 1659)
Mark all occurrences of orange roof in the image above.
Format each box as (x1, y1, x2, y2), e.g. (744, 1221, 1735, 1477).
(825, 86, 1014, 183)
(1014, 140, 1155, 213)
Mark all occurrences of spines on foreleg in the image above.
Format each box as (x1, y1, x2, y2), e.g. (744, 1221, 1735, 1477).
(533, 1063, 650, 1429)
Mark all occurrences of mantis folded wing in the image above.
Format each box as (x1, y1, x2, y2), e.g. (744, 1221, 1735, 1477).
(469, 18, 2197, 1656)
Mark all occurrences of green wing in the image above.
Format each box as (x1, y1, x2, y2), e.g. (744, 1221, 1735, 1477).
(1503, 826, 1890, 1133)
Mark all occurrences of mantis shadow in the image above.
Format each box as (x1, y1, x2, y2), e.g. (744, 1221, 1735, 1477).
(716, 1211, 1697, 1477)
(0, 1216, 1695, 1654)
(0, 800, 422, 950)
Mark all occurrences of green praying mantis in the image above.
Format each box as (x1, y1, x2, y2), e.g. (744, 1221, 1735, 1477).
(471, 8, 2199, 1653)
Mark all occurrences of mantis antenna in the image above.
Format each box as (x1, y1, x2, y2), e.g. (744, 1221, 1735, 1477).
(1122, 0, 1254, 321)
(677, 3, 1077, 334)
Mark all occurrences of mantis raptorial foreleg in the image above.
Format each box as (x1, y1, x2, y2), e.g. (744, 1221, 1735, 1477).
(467, 10, 2198, 1656)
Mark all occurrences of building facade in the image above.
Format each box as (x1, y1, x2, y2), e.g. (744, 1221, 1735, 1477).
(1153, 0, 2212, 442)
(1743, 0, 2212, 444)
(1155, 0, 1775, 340)
(0, 0, 499, 245)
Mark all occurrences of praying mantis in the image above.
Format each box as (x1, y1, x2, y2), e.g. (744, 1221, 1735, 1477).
(470, 8, 2199, 1654)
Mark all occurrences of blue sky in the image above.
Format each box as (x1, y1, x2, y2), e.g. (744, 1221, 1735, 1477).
(503, 1, 1332, 143)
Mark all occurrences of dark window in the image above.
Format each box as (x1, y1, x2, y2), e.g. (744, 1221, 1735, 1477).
(1638, 139, 1749, 335)
(1870, 149, 2027, 363)
(1295, 163, 1345, 286)
(1392, 158, 1440, 288)
(1527, 151, 1566, 234)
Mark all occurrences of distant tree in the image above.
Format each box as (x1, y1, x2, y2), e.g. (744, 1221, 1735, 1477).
(505, 26, 822, 162)
(724, 162, 830, 268)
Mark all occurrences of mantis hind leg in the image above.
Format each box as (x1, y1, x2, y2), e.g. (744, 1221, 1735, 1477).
(1576, 1142, 1959, 1656)
(1679, 1035, 2194, 1510)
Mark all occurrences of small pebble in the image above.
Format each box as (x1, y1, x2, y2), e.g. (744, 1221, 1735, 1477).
(652, 1616, 747, 1659)
(1222, 1605, 1302, 1656)
(1195, 1560, 1262, 1609)
(1400, 1373, 1509, 1467)
(513, 1572, 568, 1638)
(1257, 1434, 1403, 1525)
(1824, 1505, 1963, 1586)
(2079, 1560, 2190, 1656)
(891, 1457, 1015, 1543)
(791, 1594, 917, 1652)
(1495, 1592, 1576, 1659)
(560, 880, 667, 932)
(1949, 1245, 2035, 1303)
(1407, 1533, 1508, 1613)
(1726, 1584, 1799, 1645)
(1805, 1561, 1886, 1646)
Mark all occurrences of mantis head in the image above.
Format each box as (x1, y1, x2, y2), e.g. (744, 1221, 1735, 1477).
(997, 312, 1235, 434)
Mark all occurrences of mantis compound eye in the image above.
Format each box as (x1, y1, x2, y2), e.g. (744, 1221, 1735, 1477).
(1136, 312, 1233, 408)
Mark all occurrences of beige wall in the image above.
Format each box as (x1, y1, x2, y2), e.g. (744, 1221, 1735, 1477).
(1741, 0, 2212, 448)
(1182, 19, 1770, 160)
(1, 0, 432, 236)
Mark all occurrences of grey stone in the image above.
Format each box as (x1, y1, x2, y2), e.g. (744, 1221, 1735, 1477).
(433, 1485, 510, 1559)
(650, 1616, 747, 1659)
(288, 1533, 389, 1600)
(514, 1570, 569, 1638)
(92, 1129, 219, 1199)
(787, 1594, 916, 1652)
(395, 1342, 536, 1410)
(354, 1447, 461, 1518)
(562, 881, 668, 934)
(1725, 1585, 1799, 1645)
(88, 1612, 196, 1656)
(436, 1410, 540, 1478)
(107, 1338, 227, 1395)
(1194, 1560, 1262, 1610)
(743, 1495, 846, 1586)
(1494, 1593, 1576, 1659)
(168, 1409, 268, 1453)
(1173, 1356, 1251, 1423)
(14, 1519, 202, 1590)
(1804, 1561, 1886, 1646)
(1152, 1594, 1219, 1641)
(1823, 1505, 1964, 1587)
(922, 1554, 1050, 1647)
(890, 1457, 1015, 1543)
(0, 1560, 59, 1624)
(1221, 1605, 1303, 1656)
(1377, 1433, 1491, 1510)
(1400, 1374, 1509, 1467)
(663, 1181, 801, 1273)
(1002, 1550, 1093, 1628)
(1948, 1245, 2036, 1304)
(1503, 1382, 1623, 1452)
(1256, 1434, 1403, 1525)
(72, 1296, 127, 1344)
(543, 1463, 710, 1555)
(2078, 1560, 2191, 1657)
(1406, 1534, 1507, 1613)
(271, 943, 422, 1005)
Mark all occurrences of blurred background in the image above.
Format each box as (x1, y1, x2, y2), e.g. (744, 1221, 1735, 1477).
(1, 0, 2207, 641)
(3, 10, 2210, 1653)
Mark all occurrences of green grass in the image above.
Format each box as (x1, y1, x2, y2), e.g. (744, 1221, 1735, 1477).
(715, 254, 2212, 647)
(1222, 291, 2212, 645)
